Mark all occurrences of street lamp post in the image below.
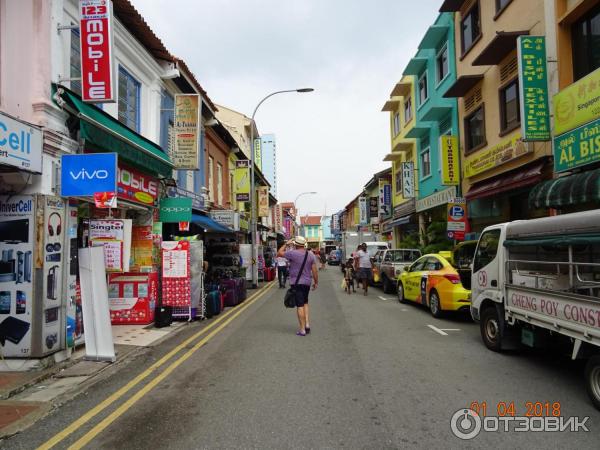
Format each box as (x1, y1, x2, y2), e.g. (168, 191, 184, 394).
(294, 191, 318, 223)
(249, 88, 314, 288)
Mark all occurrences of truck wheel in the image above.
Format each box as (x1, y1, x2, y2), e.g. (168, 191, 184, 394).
(397, 282, 406, 303)
(429, 290, 443, 319)
(585, 356, 600, 411)
(480, 306, 503, 352)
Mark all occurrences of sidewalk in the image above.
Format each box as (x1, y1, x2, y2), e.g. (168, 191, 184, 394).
(0, 321, 189, 439)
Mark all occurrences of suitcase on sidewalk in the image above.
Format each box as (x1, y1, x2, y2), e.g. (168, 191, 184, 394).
(154, 306, 172, 328)
(235, 277, 247, 301)
(220, 279, 239, 307)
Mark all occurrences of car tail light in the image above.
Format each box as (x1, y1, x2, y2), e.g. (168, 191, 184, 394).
(444, 274, 461, 284)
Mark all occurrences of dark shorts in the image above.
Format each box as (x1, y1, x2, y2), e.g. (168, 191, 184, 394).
(292, 284, 310, 307)
(358, 268, 372, 280)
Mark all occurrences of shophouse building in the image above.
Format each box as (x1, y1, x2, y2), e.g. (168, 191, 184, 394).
(442, 0, 557, 234)
(381, 75, 418, 247)
(529, 1, 600, 213)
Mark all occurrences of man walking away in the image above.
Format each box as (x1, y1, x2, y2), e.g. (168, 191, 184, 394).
(277, 236, 318, 336)
(354, 243, 372, 296)
(276, 254, 289, 288)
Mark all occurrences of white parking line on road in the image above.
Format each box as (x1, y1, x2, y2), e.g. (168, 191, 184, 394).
(427, 324, 462, 336)
(378, 296, 391, 301)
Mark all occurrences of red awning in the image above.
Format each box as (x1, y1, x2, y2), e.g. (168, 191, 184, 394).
(466, 161, 545, 200)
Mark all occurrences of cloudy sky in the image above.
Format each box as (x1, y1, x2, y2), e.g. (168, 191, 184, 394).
(131, 0, 440, 217)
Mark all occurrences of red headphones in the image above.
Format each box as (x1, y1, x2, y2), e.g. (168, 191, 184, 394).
(48, 212, 62, 236)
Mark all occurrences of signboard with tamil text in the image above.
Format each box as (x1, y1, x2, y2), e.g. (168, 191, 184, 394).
(173, 94, 200, 169)
(554, 67, 600, 136)
(463, 133, 530, 178)
(554, 117, 600, 172)
(517, 36, 551, 141)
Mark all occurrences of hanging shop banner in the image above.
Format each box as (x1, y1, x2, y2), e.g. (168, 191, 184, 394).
(358, 197, 368, 226)
(554, 67, 600, 136)
(369, 197, 378, 219)
(447, 197, 467, 241)
(463, 133, 530, 178)
(79, 0, 115, 103)
(378, 180, 392, 218)
(210, 210, 235, 228)
(440, 135, 460, 185)
(517, 36, 551, 141)
(167, 186, 204, 211)
(416, 186, 457, 213)
(274, 204, 283, 232)
(254, 139, 262, 171)
(173, 94, 200, 169)
(402, 162, 415, 198)
(159, 197, 192, 223)
(0, 112, 43, 173)
(117, 164, 159, 206)
(235, 160, 250, 202)
(61, 153, 117, 197)
(554, 117, 600, 172)
(258, 186, 269, 217)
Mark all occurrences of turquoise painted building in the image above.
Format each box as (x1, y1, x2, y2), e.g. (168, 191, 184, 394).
(402, 12, 459, 227)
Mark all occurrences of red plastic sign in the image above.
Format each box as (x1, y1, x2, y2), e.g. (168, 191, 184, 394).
(79, 0, 115, 102)
(117, 164, 159, 206)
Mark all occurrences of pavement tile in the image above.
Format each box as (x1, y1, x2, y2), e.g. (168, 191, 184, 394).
(0, 401, 49, 433)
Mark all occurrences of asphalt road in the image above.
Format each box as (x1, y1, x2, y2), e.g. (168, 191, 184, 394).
(3, 267, 599, 449)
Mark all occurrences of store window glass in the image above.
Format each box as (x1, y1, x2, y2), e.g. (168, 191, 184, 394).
(495, 0, 512, 13)
(217, 163, 223, 206)
(395, 166, 402, 194)
(393, 112, 401, 136)
(465, 106, 485, 152)
(404, 96, 413, 123)
(500, 80, 520, 132)
(461, 2, 481, 55)
(572, 5, 600, 81)
(70, 28, 82, 95)
(118, 67, 141, 132)
(437, 45, 449, 83)
(418, 72, 428, 105)
(208, 157, 214, 202)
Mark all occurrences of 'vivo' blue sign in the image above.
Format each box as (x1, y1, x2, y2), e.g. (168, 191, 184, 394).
(61, 153, 118, 197)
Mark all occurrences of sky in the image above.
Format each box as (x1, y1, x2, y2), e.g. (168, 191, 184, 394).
(131, 0, 440, 218)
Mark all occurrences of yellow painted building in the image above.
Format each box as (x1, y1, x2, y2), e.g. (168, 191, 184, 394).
(382, 75, 419, 245)
(442, 0, 556, 233)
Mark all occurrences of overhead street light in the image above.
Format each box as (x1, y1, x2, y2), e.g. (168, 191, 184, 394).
(249, 88, 314, 288)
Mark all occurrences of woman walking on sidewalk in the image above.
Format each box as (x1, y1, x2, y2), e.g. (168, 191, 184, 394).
(277, 236, 318, 336)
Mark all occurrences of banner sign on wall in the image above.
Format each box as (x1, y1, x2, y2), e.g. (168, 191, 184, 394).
(210, 210, 235, 228)
(402, 162, 415, 198)
(254, 139, 262, 171)
(235, 160, 250, 202)
(517, 36, 551, 141)
(159, 197, 192, 223)
(369, 197, 378, 219)
(117, 164, 158, 206)
(463, 133, 530, 178)
(440, 135, 460, 185)
(61, 153, 117, 197)
(358, 197, 368, 226)
(378, 180, 391, 218)
(553, 67, 600, 136)
(173, 94, 200, 169)
(79, 0, 115, 103)
(0, 112, 43, 173)
(258, 186, 269, 217)
(554, 117, 600, 172)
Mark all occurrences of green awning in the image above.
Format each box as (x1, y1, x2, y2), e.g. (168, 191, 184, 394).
(504, 235, 600, 247)
(53, 84, 173, 178)
(529, 169, 600, 209)
(403, 57, 428, 76)
(405, 125, 431, 139)
(418, 25, 449, 50)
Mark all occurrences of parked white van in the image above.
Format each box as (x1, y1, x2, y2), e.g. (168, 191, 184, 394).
(471, 210, 600, 409)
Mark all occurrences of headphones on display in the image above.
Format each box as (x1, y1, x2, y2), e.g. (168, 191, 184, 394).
(48, 212, 62, 236)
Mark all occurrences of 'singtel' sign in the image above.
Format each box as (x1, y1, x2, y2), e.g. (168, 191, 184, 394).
(0, 112, 42, 173)
(61, 153, 118, 197)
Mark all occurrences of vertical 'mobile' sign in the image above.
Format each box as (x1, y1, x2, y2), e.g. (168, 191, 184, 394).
(79, 0, 115, 103)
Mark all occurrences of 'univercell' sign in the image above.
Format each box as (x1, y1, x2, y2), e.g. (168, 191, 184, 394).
(61, 153, 118, 197)
(79, 0, 115, 102)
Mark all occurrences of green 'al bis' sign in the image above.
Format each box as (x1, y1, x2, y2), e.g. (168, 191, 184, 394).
(159, 197, 193, 222)
(517, 36, 551, 141)
(554, 117, 600, 172)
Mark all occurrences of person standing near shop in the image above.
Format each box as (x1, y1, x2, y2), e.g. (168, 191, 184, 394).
(354, 243, 372, 296)
(277, 236, 318, 336)
(276, 254, 289, 288)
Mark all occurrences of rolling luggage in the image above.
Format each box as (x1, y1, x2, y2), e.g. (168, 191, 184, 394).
(221, 279, 239, 307)
(205, 290, 221, 318)
(235, 277, 247, 302)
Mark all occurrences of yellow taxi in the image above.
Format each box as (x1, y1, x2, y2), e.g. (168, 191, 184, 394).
(396, 252, 471, 318)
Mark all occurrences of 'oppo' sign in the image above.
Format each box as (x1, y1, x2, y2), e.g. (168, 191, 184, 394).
(61, 153, 118, 197)
(79, 0, 115, 103)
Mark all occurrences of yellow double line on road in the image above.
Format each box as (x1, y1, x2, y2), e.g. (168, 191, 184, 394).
(39, 282, 274, 450)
